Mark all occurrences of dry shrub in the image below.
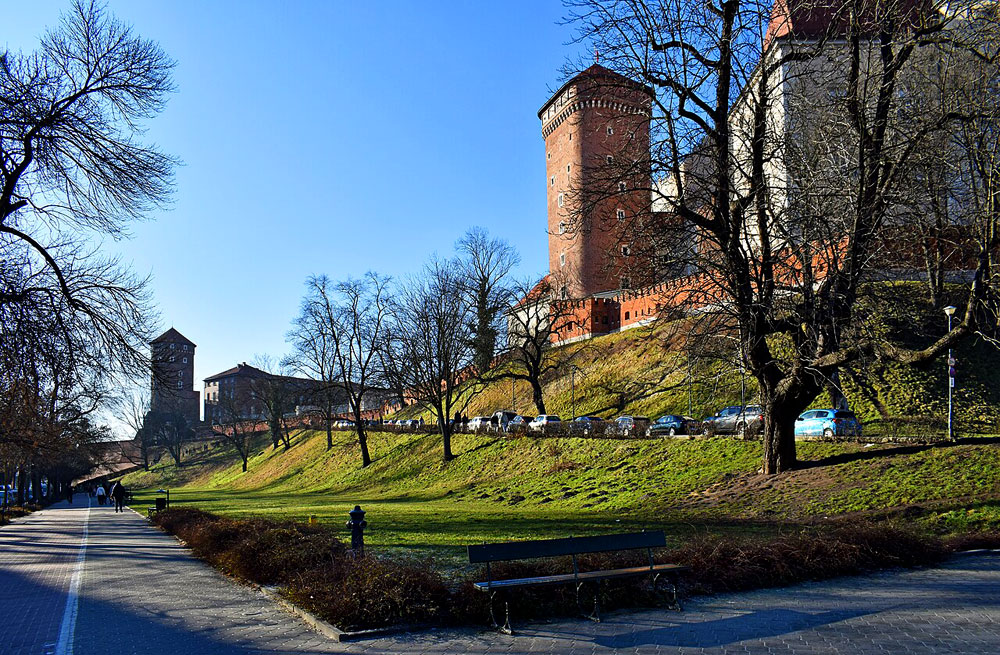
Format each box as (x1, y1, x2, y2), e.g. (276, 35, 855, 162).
(943, 531, 1000, 552)
(152, 508, 449, 630)
(288, 556, 451, 631)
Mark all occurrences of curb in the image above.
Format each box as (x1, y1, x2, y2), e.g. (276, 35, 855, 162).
(258, 586, 433, 642)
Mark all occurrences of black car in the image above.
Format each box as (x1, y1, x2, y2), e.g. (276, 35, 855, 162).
(647, 414, 695, 437)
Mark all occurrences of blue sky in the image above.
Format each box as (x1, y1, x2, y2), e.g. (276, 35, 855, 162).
(5, 1, 588, 406)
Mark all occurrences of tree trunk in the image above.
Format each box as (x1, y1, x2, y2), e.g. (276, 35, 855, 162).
(241, 454, 248, 472)
(531, 377, 546, 415)
(442, 424, 454, 462)
(762, 406, 798, 474)
(326, 422, 333, 451)
(358, 425, 372, 467)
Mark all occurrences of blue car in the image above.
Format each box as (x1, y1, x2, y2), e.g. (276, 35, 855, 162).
(794, 409, 862, 438)
(648, 414, 695, 437)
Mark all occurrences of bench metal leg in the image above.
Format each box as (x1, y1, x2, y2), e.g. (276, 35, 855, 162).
(652, 573, 682, 612)
(576, 581, 602, 622)
(488, 591, 512, 635)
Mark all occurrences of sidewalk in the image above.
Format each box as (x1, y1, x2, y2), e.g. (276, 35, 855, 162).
(1, 498, 999, 654)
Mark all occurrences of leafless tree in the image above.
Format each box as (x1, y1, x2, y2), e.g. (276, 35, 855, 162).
(249, 355, 296, 451)
(565, 0, 1000, 473)
(0, 0, 174, 380)
(212, 388, 260, 473)
(503, 275, 577, 414)
(116, 388, 152, 471)
(456, 227, 520, 373)
(381, 259, 479, 462)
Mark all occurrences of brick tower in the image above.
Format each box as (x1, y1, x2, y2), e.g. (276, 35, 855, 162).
(539, 64, 652, 298)
(150, 328, 201, 425)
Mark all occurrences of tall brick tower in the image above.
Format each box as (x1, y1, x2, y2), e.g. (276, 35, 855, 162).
(150, 328, 201, 425)
(539, 64, 652, 298)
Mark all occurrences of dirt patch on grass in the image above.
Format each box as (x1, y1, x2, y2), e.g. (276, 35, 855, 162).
(678, 466, 852, 518)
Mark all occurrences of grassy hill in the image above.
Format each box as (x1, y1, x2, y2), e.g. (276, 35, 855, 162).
(125, 282, 1000, 563)
(125, 428, 1000, 565)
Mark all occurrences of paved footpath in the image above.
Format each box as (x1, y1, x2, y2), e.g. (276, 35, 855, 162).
(1, 499, 999, 655)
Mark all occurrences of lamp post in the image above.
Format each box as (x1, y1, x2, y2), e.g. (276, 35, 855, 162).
(571, 366, 576, 420)
(944, 305, 957, 441)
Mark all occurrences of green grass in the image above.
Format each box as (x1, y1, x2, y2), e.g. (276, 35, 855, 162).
(125, 427, 1000, 566)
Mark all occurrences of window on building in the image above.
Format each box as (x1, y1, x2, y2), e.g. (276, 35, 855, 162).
(606, 155, 614, 164)
(560, 285, 568, 300)
(183, 357, 188, 363)
(568, 133, 572, 141)
(607, 126, 614, 135)
(621, 245, 631, 257)
(560, 252, 566, 267)
(183, 344, 188, 351)
(558, 221, 567, 234)
(170, 343, 175, 350)
(557, 193, 564, 208)
(621, 277, 631, 289)
(625, 311, 630, 320)
(618, 181, 627, 192)
(547, 151, 551, 159)
(617, 209, 626, 222)
(177, 380, 183, 389)
(169, 356, 175, 363)
(551, 176, 555, 186)
(566, 164, 570, 173)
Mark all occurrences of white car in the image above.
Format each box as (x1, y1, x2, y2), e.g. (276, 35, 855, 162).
(468, 416, 491, 431)
(528, 415, 561, 432)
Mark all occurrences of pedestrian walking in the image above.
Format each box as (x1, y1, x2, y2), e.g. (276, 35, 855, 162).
(111, 481, 126, 513)
(96, 484, 106, 506)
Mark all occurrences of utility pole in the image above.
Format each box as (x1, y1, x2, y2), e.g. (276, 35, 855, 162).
(944, 305, 957, 441)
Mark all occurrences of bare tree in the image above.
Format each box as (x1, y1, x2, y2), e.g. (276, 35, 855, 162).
(456, 227, 520, 373)
(117, 388, 152, 471)
(249, 355, 296, 451)
(565, 0, 1000, 473)
(504, 276, 577, 414)
(0, 0, 174, 378)
(212, 389, 259, 473)
(381, 259, 479, 462)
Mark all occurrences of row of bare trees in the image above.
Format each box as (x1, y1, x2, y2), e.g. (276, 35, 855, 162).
(1, 2, 176, 494)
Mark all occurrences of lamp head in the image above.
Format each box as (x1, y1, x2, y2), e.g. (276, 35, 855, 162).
(157, 489, 167, 494)
(943, 305, 957, 317)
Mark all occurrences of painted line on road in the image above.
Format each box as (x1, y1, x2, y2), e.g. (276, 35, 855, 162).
(56, 497, 91, 655)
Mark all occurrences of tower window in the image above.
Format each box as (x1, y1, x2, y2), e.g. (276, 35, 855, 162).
(558, 221, 567, 234)
(170, 343, 175, 350)
(568, 133, 572, 141)
(618, 181, 627, 192)
(622, 245, 631, 257)
(566, 165, 571, 173)
(557, 193, 564, 208)
(560, 286, 568, 300)
(551, 176, 555, 186)
(617, 209, 626, 222)
(621, 277, 632, 289)
(547, 152, 551, 159)
(606, 156, 614, 164)
(560, 252, 566, 267)
(177, 380, 183, 389)
(183, 357, 188, 364)
(169, 356, 175, 363)
(183, 344, 188, 351)
(607, 126, 614, 135)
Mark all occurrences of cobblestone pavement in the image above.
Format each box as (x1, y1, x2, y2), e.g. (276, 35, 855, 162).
(1, 499, 999, 654)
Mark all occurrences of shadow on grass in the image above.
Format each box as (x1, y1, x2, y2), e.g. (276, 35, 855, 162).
(798, 437, 1000, 470)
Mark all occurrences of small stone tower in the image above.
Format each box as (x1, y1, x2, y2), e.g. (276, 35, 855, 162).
(150, 328, 201, 426)
(539, 64, 652, 298)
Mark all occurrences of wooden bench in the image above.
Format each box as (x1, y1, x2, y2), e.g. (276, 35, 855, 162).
(468, 531, 687, 634)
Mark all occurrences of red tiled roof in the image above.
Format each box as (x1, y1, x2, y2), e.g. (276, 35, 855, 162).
(765, 0, 932, 48)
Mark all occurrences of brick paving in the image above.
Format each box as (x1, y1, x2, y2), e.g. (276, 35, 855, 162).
(1, 498, 999, 654)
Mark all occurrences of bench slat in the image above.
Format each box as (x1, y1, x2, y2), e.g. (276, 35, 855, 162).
(472, 563, 688, 590)
(468, 531, 666, 563)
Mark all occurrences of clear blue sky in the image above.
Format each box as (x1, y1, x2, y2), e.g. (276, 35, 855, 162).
(5, 1, 588, 407)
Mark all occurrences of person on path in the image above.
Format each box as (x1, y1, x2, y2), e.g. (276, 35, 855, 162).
(95, 484, 106, 506)
(111, 481, 126, 513)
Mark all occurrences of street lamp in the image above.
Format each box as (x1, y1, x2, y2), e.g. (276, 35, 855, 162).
(944, 305, 957, 441)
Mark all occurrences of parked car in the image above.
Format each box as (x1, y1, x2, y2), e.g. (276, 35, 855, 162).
(505, 415, 532, 433)
(702, 405, 763, 436)
(571, 416, 605, 435)
(647, 414, 695, 437)
(468, 416, 492, 431)
(0, 485, 14, 506)
(795, 409, 862, 438)
(613, 415, 651, 437)
(528, 415, 561, 432)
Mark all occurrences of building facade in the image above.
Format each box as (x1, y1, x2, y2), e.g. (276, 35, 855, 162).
(149, 328, 201, 425)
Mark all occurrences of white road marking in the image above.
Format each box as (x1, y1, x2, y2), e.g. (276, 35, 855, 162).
(56, 497, 91, 655)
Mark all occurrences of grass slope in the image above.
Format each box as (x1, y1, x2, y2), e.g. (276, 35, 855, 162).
(125, 428, 1000, 564)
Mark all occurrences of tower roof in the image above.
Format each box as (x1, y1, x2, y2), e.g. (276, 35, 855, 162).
(537, 64, 653, 120)
(151, 327, 196, 347)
